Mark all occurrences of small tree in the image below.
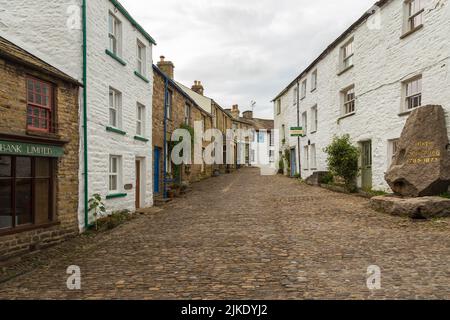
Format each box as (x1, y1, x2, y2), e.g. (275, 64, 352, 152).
(88, 193, 106, 230)
(324, 135, 360, 192)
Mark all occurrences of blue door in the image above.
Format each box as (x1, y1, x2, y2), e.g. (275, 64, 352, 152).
(290, 148, 297, 177)
(153, 147, 160, 193)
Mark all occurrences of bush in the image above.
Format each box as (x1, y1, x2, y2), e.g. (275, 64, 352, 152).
(324, 135, 360, 192)
(319, 172, 334, 185)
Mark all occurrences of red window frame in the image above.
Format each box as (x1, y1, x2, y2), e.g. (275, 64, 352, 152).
(26, 77, 54, 133)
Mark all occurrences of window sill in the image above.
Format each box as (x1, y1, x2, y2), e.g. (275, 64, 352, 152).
(400, 24, 424, 39)
(311, 88, 317, 93)
(106, 193, 127, 200)
(106, 126, 126, 135)
(134, 135, 149, 142)
(134, 71, 150, 83)
(0, 221, 60, 237)
(398, 106, 422, 117)
(310, 130, 317, 134)
(26, 129, 59, 140)
(105, 49, 127, 66)
(337, 64, 354, 76)
(337, 112, 356, 122)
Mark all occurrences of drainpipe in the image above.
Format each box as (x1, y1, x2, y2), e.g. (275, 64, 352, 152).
(163, 77, 168, 199)
(296, 80, 302, 178)
(82, 0, 89, 229)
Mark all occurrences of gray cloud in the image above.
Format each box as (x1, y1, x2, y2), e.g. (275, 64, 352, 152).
(122, 0, 375, 119)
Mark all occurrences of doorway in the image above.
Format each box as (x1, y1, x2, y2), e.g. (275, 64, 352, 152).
(361, 141, 372, 190)
(135, 159, 142, 209)
(290, 148, 297, 177)
(153, 147, 161, 194)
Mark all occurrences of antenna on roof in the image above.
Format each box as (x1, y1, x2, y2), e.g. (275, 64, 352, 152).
(251, 100, 256, 113)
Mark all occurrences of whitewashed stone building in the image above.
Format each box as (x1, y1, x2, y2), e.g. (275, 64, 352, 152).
(273, 0, 450, 191)
(0, 0, 155, 229)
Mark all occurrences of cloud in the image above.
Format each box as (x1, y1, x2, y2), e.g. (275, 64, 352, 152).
(122, 0, 375, 119)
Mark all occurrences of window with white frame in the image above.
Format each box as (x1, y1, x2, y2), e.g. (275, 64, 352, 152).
(405, 0, 424, 33)
(166, 90, 173, 119)
(303, 145, 309, 170)
(310, 144, 317, 169)
(109, 87, 122, 128)
(136, 103, 145, 136)
(109, 155, 121, 192)
(184, 104, 191, 125)
(301, 80, 307, 99)
(269, 131, 275, 146)
(388, 139, 400, 167)
(342, 86, 355, 115)
(302, 111, 308, 135)
(311, 105, 318, 133)
(281, 124, 286, 141)
(404, 76, 422, 111)
(311, 70, 317, 91)
(276, 100, 281, 115)
(136, 40, 146, 75)
(269, 150, 275, 163)
(108, 12, 122, 56)
(341, 39, 354, 70)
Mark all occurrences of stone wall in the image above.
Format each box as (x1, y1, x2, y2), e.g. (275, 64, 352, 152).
(274, 0, 450, 191)
(0, 56, 80, 259)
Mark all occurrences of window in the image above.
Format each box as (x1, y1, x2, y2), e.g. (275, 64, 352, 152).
(166, 90, 173, 119)
(276, 100, 281, 115)
(341, 39, 354, 70)
(257, 131, 265, 143)
(311, 105, 318, 133)
(293, 87, 298, 105)
(302, 112, 308, 135)
(405, 0, 424, 32)
(310, 144, 317, 169)
(109, 87, 122, 128)
(109, 156, 121, 193)
(269, 131, 275, 146)
(388, 139, 400, 167)
(202, 115, 207, 132)
(281, 125, 286, 141)
(108, 12, 122, 56)
(404, 77, 422, 111)
(303, 146, 309, 170)
(342, 86, 355, 115)
(301, 80, 307, 99)
(0, 156, 55, 231)
(212, 107, 217, 128)
(311, 70, 317, 91)
(136, 103, 145, 136)
(184, 104, 191, 125)
(26, 77, 53, 132)
(136, 40, 146, 75)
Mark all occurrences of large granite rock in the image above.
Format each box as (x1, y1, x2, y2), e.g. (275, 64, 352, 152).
(370, 195, 450, 219)
(385, 105, 450, 197)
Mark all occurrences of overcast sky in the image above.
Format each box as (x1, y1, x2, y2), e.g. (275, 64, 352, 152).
(121, 0, 375, 119)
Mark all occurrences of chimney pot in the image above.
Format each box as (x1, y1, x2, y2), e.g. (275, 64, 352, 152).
(157, 55, 175, 79)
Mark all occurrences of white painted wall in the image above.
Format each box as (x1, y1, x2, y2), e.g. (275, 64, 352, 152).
(274, 0, 450, 191)
(0, 0, 154, 229)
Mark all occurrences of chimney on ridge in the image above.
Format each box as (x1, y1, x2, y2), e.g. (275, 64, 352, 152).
(157, 55, 175, 79)
(231, 104, 240, 119)
(243, 110, 253, 119)
(191, 80, 204, 95)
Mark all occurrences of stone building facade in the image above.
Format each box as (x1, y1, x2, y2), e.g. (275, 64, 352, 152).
(152, 58, 213, 197)
(0, 37, 81, 259)
(1, 0, 156, 229)
(273, 0, 450, 191)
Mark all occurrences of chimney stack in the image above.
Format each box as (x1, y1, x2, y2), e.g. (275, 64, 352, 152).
(157, 55, 175, 79)
(243, 110, 253, 119)
(191, 80, 204, 95)
(231, 104, 240, 119)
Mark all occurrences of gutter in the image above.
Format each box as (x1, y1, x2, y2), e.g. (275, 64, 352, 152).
(82, 0, 89, 229)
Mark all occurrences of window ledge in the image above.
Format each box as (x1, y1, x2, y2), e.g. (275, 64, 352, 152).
(0, 221, 60, 236)
(310, 130, 317, 134)
(134, 135, 149, 142)
(398, 106, 422, 117)
(134, 71, 150, 83)
(400, 24, 424, 39)
(311, 88, 317, 93)
(105, 49, 127, 66)
(106, 193, 127, 200)
(26, 129, 60, 140)
(106, 126, 127, 135)
(337, 112, 356, 122)
(337, 64, 354, 76)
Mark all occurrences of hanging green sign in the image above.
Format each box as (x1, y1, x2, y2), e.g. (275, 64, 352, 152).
(0, 140, 64, 158)
(290, 127, 305, 137)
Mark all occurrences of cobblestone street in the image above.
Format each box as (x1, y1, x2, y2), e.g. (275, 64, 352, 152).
(0, 168, 449, 299)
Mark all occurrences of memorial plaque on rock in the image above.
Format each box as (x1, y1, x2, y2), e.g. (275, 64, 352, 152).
(385, 105, 450, 197)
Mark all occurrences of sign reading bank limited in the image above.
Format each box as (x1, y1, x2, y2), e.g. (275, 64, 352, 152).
(0, 140, 64, 158)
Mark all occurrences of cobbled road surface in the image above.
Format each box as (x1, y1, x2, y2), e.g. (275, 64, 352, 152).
(0, 168, 449, 299)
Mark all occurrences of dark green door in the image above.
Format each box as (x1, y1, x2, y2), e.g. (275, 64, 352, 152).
(361, 141, 372, 190)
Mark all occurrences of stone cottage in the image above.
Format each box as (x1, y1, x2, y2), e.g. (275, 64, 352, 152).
(0, 36, 81, 259)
